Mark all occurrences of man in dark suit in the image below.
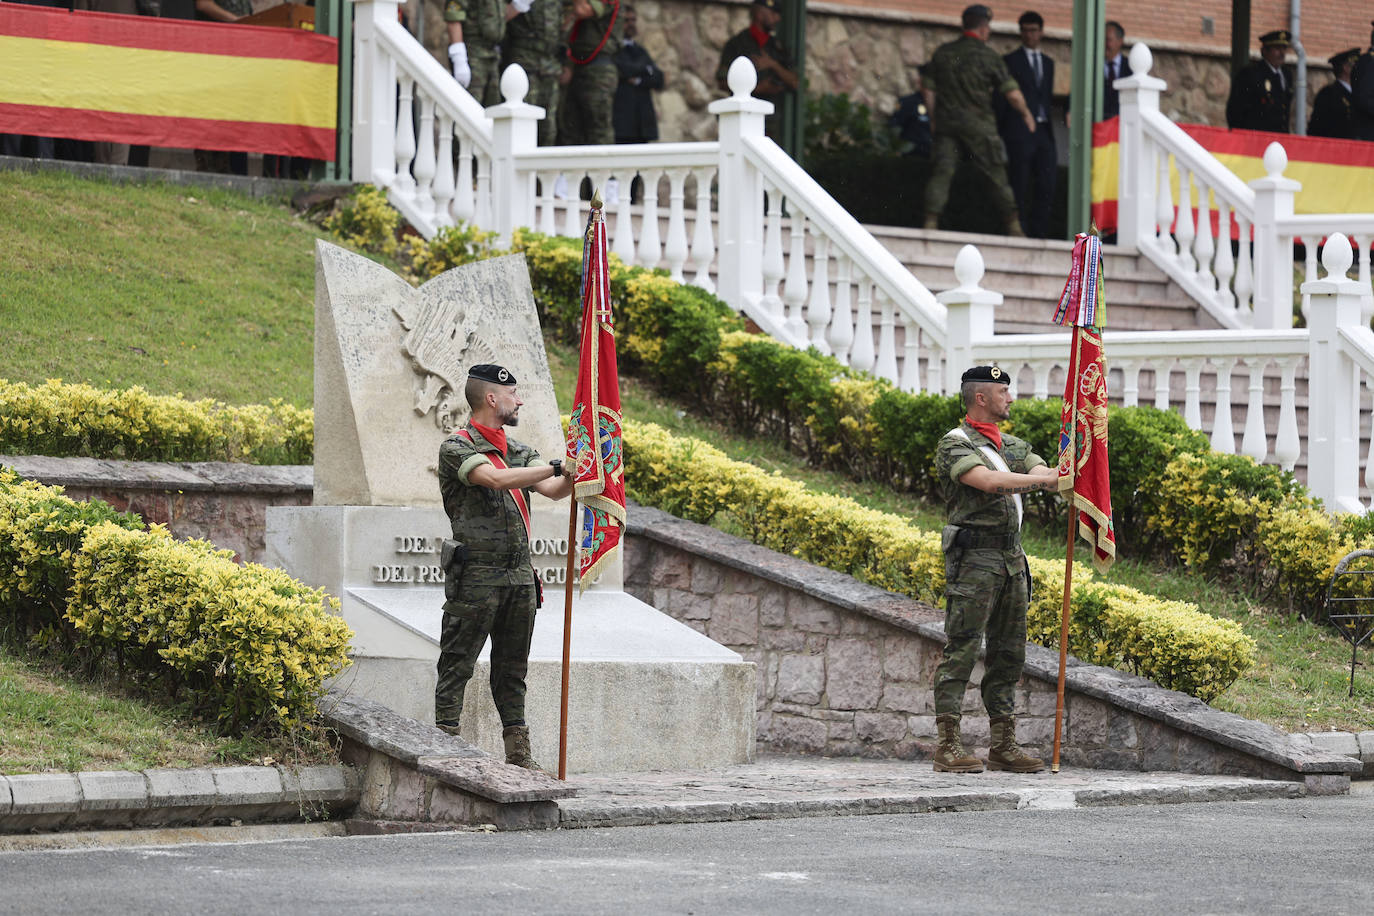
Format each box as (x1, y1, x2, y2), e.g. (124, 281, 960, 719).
(613, 5, 663, 144)
(1350, 23, 1374, 141)
(1101, 20, 1132, 119)
(1000, 11, 1056, 238)
(1226, 30, 1293, 133)
(1308, 48, 1360, 139)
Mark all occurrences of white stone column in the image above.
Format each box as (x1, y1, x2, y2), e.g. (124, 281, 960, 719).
(488, 65, 542, 247)
(937, 245, 1002, 393)
(1303, 233, 1367, 513)
(708, 58, 772, 318)
(1115, 44, 1168, 251)
(1249, 143, 1301, 330)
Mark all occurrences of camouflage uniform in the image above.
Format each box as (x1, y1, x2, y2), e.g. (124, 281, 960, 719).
(434, 424, 547, 728)
(922, 34, 1020, 222)
(505, 0, 566, 146)
(560, 0, 623, 145)
(444, 0, 506, 107)
(932, 421, 1045, 718)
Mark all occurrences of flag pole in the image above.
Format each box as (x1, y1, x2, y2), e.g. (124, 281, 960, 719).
(558, 495, 577, 780)
(1052, 492, 1076, 773)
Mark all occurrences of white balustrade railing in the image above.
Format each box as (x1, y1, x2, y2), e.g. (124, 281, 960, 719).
(1116, 43, 1374, 333)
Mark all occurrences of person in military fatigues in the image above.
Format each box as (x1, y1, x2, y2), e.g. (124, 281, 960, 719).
(1308, 48, 1361, 139)
(446, 0, 528, 107)
(1225, 30, 1293, 133)
(559, 0, 624, 145)
(505, 0, 566, 145)
(715, 0, 798, 139)
(435, 364, 573, 771)
(922, 5, 1036, 237)
(1350, 24, 1374, 142)
(931, 365, 1058, 774)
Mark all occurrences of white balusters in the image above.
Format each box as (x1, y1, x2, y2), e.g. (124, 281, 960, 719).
(1175, 167, 1196, 273)
(1182, 359, 1204, 429)
(453, 143, 475, 224)
(1213, 200, 1235, 312)
(613, 180, 636, 265)
(1155, 152, 1176, 253)
(1301, 240, 1318, 324)
(1364, 373, 1374, 510)
(538, 172, 557, 235)
(690, 168, 715, 291)
(783, 211, 809, 343)
(1152, 360, 1172, 410)
(1030, 361, 1053, 399)
(850, 277, 875, 374)
(900, 318, 921, 392)
(412, 93, 437, 221)
(393, 77, 416, 196)
(475, 155, 492, 230)
(806, 236, 831, 354)
(663, 168, 689, 282)
(761, 183, 785, 322)
(432, 114, 455, 227)
(1240, 357, 1268, 462)
(828, 254, 854, 364)
(1209, 357, 1236, 453)
(561, 178, 581, 237)
(1274, 357, 1301, 471)
(875, 295, 898, 383)
(1120, 360, 1141, 407)
(638, 171, 661, 269)
(1233, 215, 1253, 313)
(1192, 180, 1214, 291)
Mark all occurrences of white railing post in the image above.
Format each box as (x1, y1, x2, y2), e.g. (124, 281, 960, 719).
(488, 66, 541, 246)
(350, 0, 400, 186)
(938, 245, 1002, 392)
(1116, 43, 1167, 250)
(709, 58, 772, 319)
(1249, 143, 1301, 330)
(1303, 233, 1367, 513)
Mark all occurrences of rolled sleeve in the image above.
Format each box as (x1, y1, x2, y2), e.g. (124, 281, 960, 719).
(457, 453, 493, 484)
(949, 453, 985, 482)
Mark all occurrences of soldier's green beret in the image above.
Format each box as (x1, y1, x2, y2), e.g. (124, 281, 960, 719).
(961, 365, 1010, 385)
(468, 364, 517, 385)
(1330, 48, 1361, 71)
(1259, 30, 1291, 48)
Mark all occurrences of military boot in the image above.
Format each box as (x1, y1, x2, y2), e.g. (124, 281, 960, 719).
(436, 721, 461, 737)
(932, 714, 984, 773)
(502, 724, 550, 774)
(987, 716, 1045, 773)
(1005, 211, 1027, 238)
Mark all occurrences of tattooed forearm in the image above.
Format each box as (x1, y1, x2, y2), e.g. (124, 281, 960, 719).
(994, 482, 1052, 494)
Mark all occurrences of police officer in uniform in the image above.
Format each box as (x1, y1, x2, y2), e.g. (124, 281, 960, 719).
(1226, 30, 1293, 133)
(435, 365, 573, 770)
(1308, 48, 1361, 139)
(922, 5, 1036, 237)
(505, 0, 566, 146)
(446, 0, 529, 107)
(932, 365, 1058, 774)
(559, 0, 625, 145)
(1350, 23, 1374, 142)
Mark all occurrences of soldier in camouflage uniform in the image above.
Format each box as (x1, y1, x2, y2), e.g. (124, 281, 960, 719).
(435, 364, 573, 770)
(921, 5, 1036, 237)
(559, 0, 624, 144)
(504, 0, 566, 145)
(446, 0, 528, 107)
(931, 365, 1058, 774)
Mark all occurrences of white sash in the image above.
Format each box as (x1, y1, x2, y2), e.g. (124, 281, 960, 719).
(949, 427, 1022, 525)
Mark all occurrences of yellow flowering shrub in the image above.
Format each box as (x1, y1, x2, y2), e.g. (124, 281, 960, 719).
(0, 379, 312, 464)
(624, 420, 1256, 700)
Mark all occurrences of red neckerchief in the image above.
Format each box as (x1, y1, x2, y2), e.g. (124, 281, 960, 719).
(470, 421, 507, 456)
(455, 427, 531, 539)
(749, 23, 770, 48)
(567, 0, 619, 65)
(962, 30, 983, 40)
(965, 415, 1003, 450)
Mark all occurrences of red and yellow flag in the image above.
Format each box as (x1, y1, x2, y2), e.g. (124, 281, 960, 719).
(0, 6, 337, 159)
(565, 199, 625, 588)
(1054, 232, 1116, 573)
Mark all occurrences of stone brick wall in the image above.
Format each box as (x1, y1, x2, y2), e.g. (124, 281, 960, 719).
(623, 504, 1355, 786)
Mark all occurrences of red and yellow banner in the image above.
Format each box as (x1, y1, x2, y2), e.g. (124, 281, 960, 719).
(0, 5, 337, 159)
(565, 201, 626, 589)
(1092, 117, 1374, 238)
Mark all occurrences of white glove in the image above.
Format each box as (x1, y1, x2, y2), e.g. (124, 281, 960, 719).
(449, 42, 471, 88)
(509, 0, 532, 12)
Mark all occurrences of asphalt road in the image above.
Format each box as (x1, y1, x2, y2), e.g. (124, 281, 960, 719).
(2, 788, 1370, 915)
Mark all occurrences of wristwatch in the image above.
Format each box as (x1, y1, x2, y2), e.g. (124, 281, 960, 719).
(550, 459, 563, 478)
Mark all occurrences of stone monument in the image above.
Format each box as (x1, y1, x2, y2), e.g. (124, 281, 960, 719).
(265, 241, 754, 773)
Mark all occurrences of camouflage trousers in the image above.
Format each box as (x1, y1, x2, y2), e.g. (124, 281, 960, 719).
(932, 548, 1030, 718)
(435, 581, 538, 727)
(559, 61, 617, 145)
(468, 51, 503, 108)
(923, 124, 1017, 220)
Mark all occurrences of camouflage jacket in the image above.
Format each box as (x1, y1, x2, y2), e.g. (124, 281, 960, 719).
(506, 0, 565, 60)
(936, 421, 1045, 534)
(924, 34, 1019, 130)
(437, 424, 546, 586)
(568, 0, 623, 66)
(444, 0, 506, 56)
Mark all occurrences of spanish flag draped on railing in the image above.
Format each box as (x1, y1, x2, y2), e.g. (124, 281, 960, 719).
(0, 5, 337, 159)
(1050, 229, 1116, 773)
(565, 196, 627, 589)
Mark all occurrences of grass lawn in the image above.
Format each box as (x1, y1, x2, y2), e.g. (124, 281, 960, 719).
(1, 168, 1369, 770)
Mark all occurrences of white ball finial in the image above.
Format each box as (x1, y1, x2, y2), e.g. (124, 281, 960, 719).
(1322, 233, 1354, 279)
(1262, 142, 1288, 178)
(727, 56, 758, 98)
(954, 244, 986, 289)
(1128, 43, 1153, 76)
(500, 63, 530, 104)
